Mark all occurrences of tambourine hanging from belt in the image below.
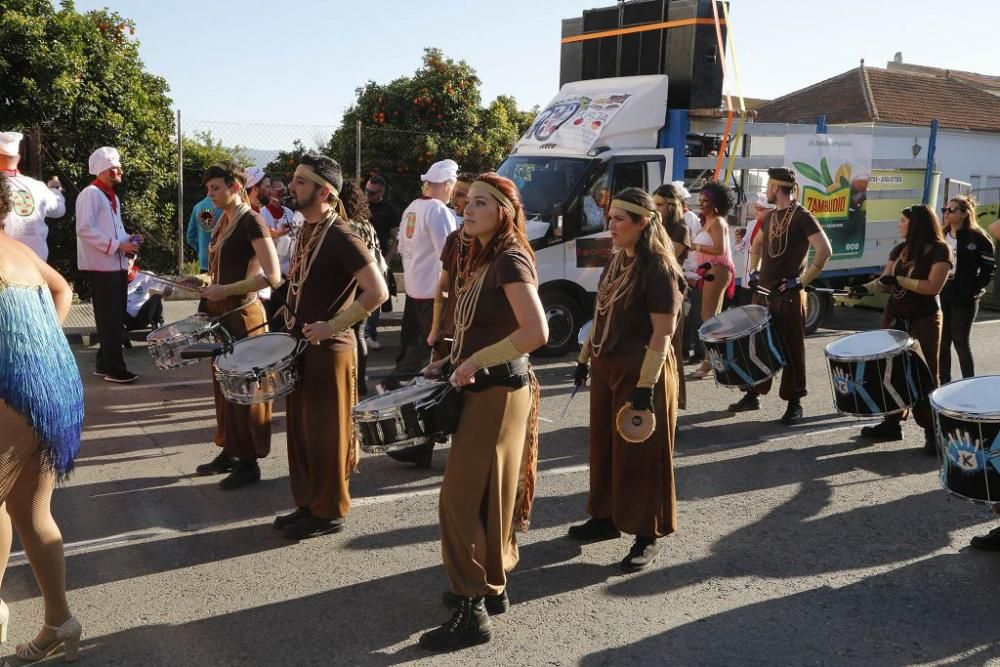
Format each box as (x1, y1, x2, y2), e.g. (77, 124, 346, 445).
(616, 403, 656, 444)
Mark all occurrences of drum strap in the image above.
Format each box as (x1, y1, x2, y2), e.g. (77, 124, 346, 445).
(400, 403, 424, 439)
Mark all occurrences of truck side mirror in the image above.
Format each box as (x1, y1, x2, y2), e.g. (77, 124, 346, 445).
(552, 204, 564, 238)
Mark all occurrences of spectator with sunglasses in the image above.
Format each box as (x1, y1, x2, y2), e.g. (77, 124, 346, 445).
(939, 196, 995, 384)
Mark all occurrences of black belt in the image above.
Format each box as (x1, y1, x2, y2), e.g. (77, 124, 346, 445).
(467, 356, 530, 393)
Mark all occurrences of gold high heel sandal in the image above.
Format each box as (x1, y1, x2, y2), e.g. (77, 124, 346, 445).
(15, 616, 81, 663)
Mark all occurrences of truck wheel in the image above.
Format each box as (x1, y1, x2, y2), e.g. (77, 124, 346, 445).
(539, 289, 583, 357)
(804, 290, 831, 335)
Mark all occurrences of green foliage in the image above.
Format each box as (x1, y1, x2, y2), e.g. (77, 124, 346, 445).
(325, 49, 535, 209)
(0, 0, 175, 290)
(263, 140, 310, 187)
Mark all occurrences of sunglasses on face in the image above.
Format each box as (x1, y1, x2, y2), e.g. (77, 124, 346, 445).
(941, 206, 961, 214)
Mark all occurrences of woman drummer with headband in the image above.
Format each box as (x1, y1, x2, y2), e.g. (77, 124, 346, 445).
(653, 183, 691, 410)
(194, 161, 281, 489)
(570, 187, 685, 572)
(848, 204, 951, 451)
(418, 173, 547, 652)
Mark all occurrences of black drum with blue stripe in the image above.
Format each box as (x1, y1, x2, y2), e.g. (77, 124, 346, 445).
(931, 376, 1000, 507)
(698, 305, 785, 388)
(824, 329, 932, 417)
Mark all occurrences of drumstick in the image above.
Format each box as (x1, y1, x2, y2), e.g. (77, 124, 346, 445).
(561, 384, 581, 418)
(137, 271, 204, 294)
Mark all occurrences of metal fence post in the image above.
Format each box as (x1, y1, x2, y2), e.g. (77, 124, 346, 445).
(177, 109, 184, 274)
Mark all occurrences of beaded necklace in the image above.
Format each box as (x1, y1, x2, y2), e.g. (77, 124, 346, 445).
(891, 245, 915, 300)
(284, 210, 337, 326)
(767, 204, 799, 259)
(448, 263, 489, 365)
(207, 203, 251, 283)
(589, 250, 637, 359)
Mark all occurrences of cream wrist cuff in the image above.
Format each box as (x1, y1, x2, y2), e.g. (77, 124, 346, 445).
(636, 346, 668, 389)
(469, 336, 524, 369)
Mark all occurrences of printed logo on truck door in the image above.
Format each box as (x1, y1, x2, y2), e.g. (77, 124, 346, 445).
(576, 236, 613, 268)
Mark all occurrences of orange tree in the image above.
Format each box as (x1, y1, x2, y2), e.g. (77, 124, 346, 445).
(321, 48, 535, 210)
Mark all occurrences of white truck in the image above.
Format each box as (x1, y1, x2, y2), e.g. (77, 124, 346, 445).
(497, 74, 939, 355)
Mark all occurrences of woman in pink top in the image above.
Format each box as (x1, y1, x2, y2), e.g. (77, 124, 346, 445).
(690, 181, 736, 378)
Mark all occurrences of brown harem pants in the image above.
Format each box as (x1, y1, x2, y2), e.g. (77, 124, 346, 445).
(673, 311, 687, 410)
(206, 297, 272, 460)
(439, 383, 531, 597)
(749, 290, 808, 401)
(285, 345, 356, 520)
(588, 348, 679, 538)
(883, 310, 942, 430)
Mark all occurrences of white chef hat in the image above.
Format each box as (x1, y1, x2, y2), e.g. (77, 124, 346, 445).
(752, 192, 775, 209)
(420, 159, 459, 184)
(0, 132, 23, 157)
(88, 146, 122, 176)
(245, 167, 266, 189)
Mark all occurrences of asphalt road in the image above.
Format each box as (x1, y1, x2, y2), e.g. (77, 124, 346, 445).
(4, 304, 1000, 665)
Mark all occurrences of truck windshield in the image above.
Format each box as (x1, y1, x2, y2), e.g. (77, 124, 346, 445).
(496, 156, 590, 219)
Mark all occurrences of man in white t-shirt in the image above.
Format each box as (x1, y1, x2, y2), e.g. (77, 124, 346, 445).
(0, 131, 66, 260)
(260, 179, 296, 324)
(388, 159, 458, 386)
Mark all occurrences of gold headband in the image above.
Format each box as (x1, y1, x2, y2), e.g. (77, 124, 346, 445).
(652, 194, 680, 207)
(470, 181, 515, 212)
(611, 199, 655, 219)
(300, 167, 347, 218)
(768, 178, 796, 188)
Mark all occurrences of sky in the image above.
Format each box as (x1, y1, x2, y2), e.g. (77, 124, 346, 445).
(69, 0, 1000, 151)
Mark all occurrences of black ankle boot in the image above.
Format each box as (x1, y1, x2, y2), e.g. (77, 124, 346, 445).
(728, 392, 760, 413)
(860, 419, 903, 441)
(218, 459, 261, 490)
(418, 596, 491, 651)
(780, 400, 803, 425)
(621, 536, 660, 572)
(567, 517, 620, 541)
(442, 589, 509, 615)
(196, 450, 235, 476)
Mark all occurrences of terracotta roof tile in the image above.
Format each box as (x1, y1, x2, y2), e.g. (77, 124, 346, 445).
(755, 65, 1000, 133)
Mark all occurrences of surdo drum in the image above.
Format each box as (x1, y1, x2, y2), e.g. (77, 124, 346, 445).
(213, 333, 307, 405)
(698, 305, 785, 388)
(824, 330, 932, 417)
(930, 376, 1000, 506)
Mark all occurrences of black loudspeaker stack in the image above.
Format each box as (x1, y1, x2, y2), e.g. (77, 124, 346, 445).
(559, 0, 727, 110)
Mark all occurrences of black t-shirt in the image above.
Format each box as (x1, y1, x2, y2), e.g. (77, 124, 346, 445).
(886, 241, 952, 320)
(369, 199, 400, 251)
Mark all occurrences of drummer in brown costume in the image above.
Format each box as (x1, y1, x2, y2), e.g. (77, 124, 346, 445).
(417, 173, 547, 652)
(570, 187, 686, 572)
(275, 154, 388, 539)
(195, 162, 281, 489)
(729, 167, 832, 425)
(653, 183, 691, 410)
(847, 204, 951, 451)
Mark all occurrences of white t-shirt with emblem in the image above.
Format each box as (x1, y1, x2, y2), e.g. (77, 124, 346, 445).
(397, 197, 457, 299)
(2, 172, 66, 260)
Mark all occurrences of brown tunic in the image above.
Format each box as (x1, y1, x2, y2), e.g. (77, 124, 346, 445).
(749, 204, 821, 402)
(206, 209, 272, 460)
(758, 205, 822, 288)
(285, 214, 373, 519)
(436, 229, 466, 348)
(589, 258, 682, 538)
(439, 244, 539, 597)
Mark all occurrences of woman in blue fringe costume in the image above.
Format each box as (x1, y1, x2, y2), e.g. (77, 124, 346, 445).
(0, 172, 84, 662)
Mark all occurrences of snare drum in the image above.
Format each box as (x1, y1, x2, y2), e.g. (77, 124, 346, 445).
(353, 381, 462, 454)
(931, 376, 1000, 506)
(147, 314, 230, 370)
(698, 305, 785, 388)
(213, 333, 306, 404)
(824, 330, 932, 417)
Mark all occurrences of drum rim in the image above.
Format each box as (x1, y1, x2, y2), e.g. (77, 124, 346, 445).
(824, 329, 914, 361)
(353, 382, 450, 420)
(213, 332, 301, 374)
(698, 304, 770, 342)
(930, 375, 1000, 421)
(146, 313, 214, 344)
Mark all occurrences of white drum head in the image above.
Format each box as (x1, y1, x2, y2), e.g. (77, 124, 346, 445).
(931, 376, 1000, 421)
(215, 333, 298, 371)
(825, 329, 911, 362)
(354, 382, 445, 417)
(148, 313, 212, 342)
(699, 305, 769, 343)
